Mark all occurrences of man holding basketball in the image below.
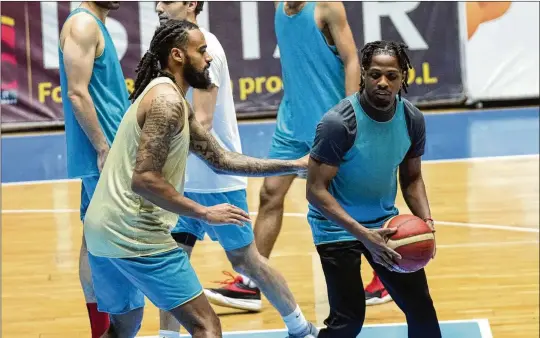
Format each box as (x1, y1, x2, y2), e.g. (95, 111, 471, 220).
(305, 40, 440, 337)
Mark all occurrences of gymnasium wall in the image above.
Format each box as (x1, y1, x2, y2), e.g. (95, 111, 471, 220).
(1, 1, 539, 131)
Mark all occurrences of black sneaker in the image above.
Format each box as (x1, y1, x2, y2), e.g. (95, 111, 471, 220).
(203, 271, 262, 312)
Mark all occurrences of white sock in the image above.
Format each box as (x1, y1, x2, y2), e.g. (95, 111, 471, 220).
(241, 274, 257, 288)
(282, 305, 309, 335)
(159, 330, 180, 338)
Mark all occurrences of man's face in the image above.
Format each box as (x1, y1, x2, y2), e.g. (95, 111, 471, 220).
(363, 53, 404, 108)
(94, 1, 120, 10)
(180, 29, 212, 89)
(156, 1, 189, 24)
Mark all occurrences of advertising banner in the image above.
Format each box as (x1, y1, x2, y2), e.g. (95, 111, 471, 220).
(1, 1, 465, 130)
(464, 1, 539, 102)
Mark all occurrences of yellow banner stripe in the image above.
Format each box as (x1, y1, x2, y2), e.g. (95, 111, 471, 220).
(1, 16, 15, 27)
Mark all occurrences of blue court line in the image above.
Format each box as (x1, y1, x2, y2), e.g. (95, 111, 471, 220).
(1, 106, 538, 183)
(137, 319, 492, 338)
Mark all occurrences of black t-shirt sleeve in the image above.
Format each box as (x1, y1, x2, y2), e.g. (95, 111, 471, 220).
(404, 100, 426, 158)
(310, 99, 357, 166)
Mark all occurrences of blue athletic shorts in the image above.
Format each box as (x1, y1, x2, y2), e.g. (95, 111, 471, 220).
(172, 189, 253, 252)
(80, 175, 100, 222)
(87, 247, 203, 314)
(268, 131, 312, 161)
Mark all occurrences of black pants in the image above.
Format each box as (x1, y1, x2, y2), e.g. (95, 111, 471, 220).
(316, 240, 441, 338)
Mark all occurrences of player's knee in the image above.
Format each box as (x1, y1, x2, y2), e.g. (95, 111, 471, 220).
(259, 183, 286, 209)
(226, 245, 258, 276)
(228, 253, 250, 276)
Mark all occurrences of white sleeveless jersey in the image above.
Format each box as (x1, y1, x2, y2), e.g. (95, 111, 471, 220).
(184, 27, 248, 193)
(84, 77, 190, 258)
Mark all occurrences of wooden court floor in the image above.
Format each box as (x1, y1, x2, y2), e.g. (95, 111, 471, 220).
(2, 156, 539, 338)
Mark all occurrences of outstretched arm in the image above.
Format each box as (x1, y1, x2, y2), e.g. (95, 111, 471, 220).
(188, 111, 306, 176)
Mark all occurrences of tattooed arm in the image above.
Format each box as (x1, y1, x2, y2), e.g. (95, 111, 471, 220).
(130, 87, 251, 225)
(130, 90, 206, 218)
(188, 110, 308, 176)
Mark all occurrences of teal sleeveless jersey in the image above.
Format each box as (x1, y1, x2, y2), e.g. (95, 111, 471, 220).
(274, 2, 345, 143)
(307, 94, 412, 245)
(59, 8, 130, 178)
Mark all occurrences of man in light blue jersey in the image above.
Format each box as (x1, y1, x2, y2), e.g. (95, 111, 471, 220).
(306, 40, 440, 337)
(154, 3, 317, 338)
(59, 2, 128, 337)
(208, 1, 397, 310)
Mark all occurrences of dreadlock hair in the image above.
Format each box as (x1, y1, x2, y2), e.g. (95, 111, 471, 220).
(359, 40, 413, 100)
(129, 19, 199, 102)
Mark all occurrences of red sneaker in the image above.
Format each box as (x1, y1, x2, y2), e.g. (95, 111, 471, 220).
(203, 271, 262, 312)
(365, 272, 393, 306)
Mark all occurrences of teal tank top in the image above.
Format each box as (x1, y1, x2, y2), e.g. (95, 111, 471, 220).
(274, 2, 345, 143)
(307, 94, 412, 245)
(59, 8, 130, 178)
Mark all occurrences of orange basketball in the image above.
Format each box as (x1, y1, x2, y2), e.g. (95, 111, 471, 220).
(383, 214, 435, 273)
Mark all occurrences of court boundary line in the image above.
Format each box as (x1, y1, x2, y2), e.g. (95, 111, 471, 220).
(478, 318, 494, 338)
(1, 153, 538, 187)
(2, 209, 538, 234)
(135, 318, 490, 337)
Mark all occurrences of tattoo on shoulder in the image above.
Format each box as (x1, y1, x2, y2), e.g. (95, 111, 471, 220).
(134, 94, 185, 173)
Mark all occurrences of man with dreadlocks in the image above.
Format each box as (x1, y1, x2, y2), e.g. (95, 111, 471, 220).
(153, 3, 317, 338)
(83, 19, 311, 338)
(305, 40, 441, 337)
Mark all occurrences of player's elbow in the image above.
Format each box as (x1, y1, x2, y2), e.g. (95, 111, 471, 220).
(131, 171, 157, 197)
(67, 87, 88, 104)
(306, 183, 324, 206)
(198, 113, 213, 131)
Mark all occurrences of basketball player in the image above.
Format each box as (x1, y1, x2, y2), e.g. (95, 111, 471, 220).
(305, 40, 440, 337)
(59, 2, 126, 337)
(154, 3, 317, 338)
(83, 19, 314, 338)
(207, 1, 389, 310)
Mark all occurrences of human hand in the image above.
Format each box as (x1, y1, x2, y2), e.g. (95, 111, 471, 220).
(204, 203, 251, 226)
(362, 228, 402, 271)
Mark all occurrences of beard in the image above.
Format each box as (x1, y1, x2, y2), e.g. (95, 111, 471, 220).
(94, 2, 120, 10)
(184, 59, 212, 90)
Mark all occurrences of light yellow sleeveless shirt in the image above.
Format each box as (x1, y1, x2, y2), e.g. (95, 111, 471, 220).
(84, 77, 190, 258)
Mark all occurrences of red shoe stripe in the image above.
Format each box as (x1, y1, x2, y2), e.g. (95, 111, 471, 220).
(222, 283, 257, 295)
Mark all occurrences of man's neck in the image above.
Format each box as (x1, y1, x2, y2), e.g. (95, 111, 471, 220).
(359, 91, 396, 122)
(80, 2, 109, 22)
(166, 69, 189, 97)
(186, 14, 197, 26)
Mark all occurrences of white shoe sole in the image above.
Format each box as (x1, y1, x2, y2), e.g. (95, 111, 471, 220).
(204, 289, 262, 312)
(366, 294, 393, 306)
